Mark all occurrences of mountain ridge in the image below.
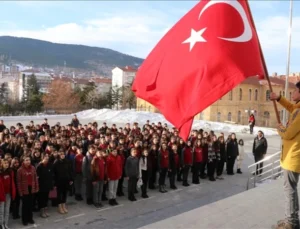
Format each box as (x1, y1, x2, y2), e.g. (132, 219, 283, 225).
(0, 36, 144, 76)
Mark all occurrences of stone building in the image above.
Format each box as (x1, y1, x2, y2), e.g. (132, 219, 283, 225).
(136, 77, 296, 128)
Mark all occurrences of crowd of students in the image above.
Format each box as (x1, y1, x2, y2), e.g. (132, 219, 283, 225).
(0, 115, 245, 228)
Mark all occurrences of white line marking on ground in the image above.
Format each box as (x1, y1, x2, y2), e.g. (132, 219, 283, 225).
(97, 204, 124, 212)
(158, 198, 170, 203)
(66, 213, 85, 220)
(54, 219, 63, 223)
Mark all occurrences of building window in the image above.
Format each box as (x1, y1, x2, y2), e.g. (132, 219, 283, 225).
(217, 112, 221, 122)
(255, 89, 258, 101)
(229, 91, 233, 101)
(264, 111, 270, 119)
(266, 90, 270, 101)
(237, 111, 241, 123)
(249, 89, 252, 101)
(290, 92, 292, 100)
(140, 105, 143, 111)
(283, 91, 285, 97)
(148, 106, 151, 112)
(228, 112, 232, 121)
(239, 88, 242, 101)
(279, 91, 282, 96)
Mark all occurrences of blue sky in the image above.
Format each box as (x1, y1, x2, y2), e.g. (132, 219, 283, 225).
(0, 1, 298, 75)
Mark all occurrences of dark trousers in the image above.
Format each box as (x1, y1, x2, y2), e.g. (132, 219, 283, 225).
(192, 162, 201, 183)
(207, 160, 216, 178)
(250, 124, 254, 134)
(86, 179, 93, 201)
(102, 182, 108, 199)
(22, 186, 33, 224)
(141, 170, 148, 196)
(57, 180, 69, 204)
(148, 168, 157, 189)
(32, 193, 38, 210)
(177, 168, 182, 181)
(227, 156, 236, 174)
(182, 165, 190, 183)
(159, 168, 168, 186)
(217, 159, 225, 176)
(254, 154, 264, 175)
(169, 170, 176, 187)
(128, 177, 137, 199)
(200, 162, 207, 176)
(38, 191, 49, 209)
(12, 193, 20, 218)
(117, 173, 124, 195)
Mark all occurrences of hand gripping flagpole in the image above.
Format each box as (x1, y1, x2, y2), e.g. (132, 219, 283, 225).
(245, 0, 281, 123)
(282, 0, 293, 125)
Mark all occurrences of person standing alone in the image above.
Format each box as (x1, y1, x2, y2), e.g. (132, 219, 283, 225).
(252, 131, 268, 176)
(270, 82, 300, 229)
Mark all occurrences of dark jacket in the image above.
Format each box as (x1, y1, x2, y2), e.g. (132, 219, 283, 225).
(53, 159, 73, 184)
(36, 162, 54, 192)
(125, 156, 139, 178)
(253, 136, 268, 156)
(226, 139, 239, 157)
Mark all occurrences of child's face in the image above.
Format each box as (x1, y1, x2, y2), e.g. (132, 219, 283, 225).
(112, 150, 117, 156)
(2, 161, 9, 169)
(143, 151, 148, 157)
(131, 150, 137, 157)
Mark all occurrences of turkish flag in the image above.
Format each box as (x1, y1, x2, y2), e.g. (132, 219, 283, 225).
(132, 0, 264, 141)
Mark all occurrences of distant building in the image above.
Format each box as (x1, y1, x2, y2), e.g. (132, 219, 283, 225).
(137, 77, 297, 128)
(90, 77, 112, 94)
(19, 70, 52, 101)
(7, 80, 19, 103)
(111, 66, 137, 88)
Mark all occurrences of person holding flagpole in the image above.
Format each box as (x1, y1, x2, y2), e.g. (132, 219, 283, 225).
(270, 82, 300, 229)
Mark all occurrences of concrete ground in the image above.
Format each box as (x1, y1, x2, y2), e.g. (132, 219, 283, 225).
(3, 115, 281, 229)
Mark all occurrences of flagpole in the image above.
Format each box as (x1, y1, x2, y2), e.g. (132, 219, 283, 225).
(245, 1, 281, 123)
(282, 0, 293, 125)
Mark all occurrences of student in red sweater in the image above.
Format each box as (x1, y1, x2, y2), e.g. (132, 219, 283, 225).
(91, 150, 106, 208)
(168, 144, 180, 190)
(192, 139, 203, 184)
(74, 148, 84, 201)
(181, 140, 193, 186)
(0, 159, 16, 229)
(158, 142, 169, 193)
(106, 149, 122, 206)
(17, 156, 39, 226)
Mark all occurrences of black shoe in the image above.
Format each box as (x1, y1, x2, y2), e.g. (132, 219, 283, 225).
(192, 181, 200, 184)
(149, 185, 155, 190)
(29, 219, 35, 224)
(113, 199, 119, 205)
(209, 177, 216, 181)
(98, 203, 103, 208)
(134, 190, 138, 194)
(132, 197, 137, 201)
(109, 199, 114, 206)
(159, 186, 164, 193)
(182, 182, 190, 187)
(177, 178, 182, 182)
(102, 196, 108, 201)
(200, 175, 206, 179)
(142, 194, 149, 198)
(23, 222, 28, 226)
(117, 192, 122, 197)
(94, 203, 99, 208)
(170, 186, 177, 190)
(237, 169, 242, 174)
(86, 199, 93, 205)
(13, 215, 20, 220)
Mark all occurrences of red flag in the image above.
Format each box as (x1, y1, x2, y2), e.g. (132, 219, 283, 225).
(132, 0, 264, 141)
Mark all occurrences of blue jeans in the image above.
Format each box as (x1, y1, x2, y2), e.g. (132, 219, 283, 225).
(0, 194, 11, 226)
(284, 169, 300, 226)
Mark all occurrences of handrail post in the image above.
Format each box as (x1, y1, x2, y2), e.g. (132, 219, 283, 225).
(271, 156, 274, 179)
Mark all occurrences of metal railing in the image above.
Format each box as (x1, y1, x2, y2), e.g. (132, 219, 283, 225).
(246, 151, 283, 190)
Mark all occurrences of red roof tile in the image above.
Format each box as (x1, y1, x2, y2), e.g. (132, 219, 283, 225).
(119, 66, 137, 72)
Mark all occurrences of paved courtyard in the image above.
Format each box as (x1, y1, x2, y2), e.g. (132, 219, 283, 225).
(3, 116, 281, 229)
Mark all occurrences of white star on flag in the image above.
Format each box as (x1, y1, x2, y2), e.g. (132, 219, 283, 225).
(182, 28, 207, 51)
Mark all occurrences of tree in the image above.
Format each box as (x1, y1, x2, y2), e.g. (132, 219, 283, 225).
(111, 86, 122, 110)
(25, 74, 43, 114)
(79, 82, 96, 106)
(121, 83, 136, 109)
(43, 79, 80, 113)
(0, 83, 7, 104)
